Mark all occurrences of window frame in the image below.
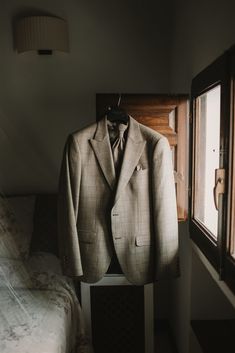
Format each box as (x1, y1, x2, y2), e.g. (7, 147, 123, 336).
(224, 50, 235, 293)
(190, 49, 235, 293)
(189, 54, 230, 278)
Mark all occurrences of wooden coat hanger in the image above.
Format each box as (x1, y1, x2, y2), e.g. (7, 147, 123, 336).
(106, 94, 129, 125)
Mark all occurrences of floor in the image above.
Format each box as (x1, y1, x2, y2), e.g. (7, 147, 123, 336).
(155, 329, 176, 353)
(191, 320, 235, 353)
(155, 321, 176, 353)
(155, 322, 206, 353)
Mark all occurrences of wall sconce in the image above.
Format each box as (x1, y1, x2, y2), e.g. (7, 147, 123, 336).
(14, 16, 69, 54)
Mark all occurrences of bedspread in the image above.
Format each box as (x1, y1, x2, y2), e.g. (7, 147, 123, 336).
(0, 252, 93, 353)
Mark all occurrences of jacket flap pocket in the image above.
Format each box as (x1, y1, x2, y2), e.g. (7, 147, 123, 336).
(77, 229, 96, 244)
(135, 236, 151, 246)
(132, 166, 148, 175)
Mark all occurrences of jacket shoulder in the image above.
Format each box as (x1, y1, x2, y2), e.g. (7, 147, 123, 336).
(138, 121, 166, 144)
(69, 120, 97, 143)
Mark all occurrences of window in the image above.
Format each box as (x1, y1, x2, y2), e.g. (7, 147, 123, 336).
(226, 62, 235, 289)
(230, 83, 235, 260)
(194, 85, 221, 239)
(190, 48, 235, 293)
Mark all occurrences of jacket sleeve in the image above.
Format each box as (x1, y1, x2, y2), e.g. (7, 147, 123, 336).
(152, 136, 180, 280)
(57, 134, 83, 277)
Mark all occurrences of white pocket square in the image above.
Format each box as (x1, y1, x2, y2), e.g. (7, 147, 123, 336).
(135, 165, 142, 171)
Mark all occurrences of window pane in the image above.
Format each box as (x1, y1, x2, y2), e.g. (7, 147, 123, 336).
(230, 84, 235, 259)
(194, 85, 221, 239)
(231, 213, 235, 259)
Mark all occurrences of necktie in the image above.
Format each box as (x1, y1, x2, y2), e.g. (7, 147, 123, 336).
(111, 123, 128, 173)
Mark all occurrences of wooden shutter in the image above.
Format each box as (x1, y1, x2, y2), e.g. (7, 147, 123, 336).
(96, 94, 189, 221)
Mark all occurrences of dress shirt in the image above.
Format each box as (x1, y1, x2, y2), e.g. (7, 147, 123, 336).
(107, 120, 129, 178)
(107, 119, 129, 274)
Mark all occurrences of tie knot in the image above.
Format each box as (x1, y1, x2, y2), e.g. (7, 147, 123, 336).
(118, 123, 127, 138)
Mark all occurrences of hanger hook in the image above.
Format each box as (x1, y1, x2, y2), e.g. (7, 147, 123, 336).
(117, 94, 122, 107)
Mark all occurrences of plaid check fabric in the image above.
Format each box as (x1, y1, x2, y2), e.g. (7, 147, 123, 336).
(57, 116, 180, 285)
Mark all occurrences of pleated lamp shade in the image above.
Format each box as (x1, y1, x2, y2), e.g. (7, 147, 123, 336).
(15, 16, 69, 54)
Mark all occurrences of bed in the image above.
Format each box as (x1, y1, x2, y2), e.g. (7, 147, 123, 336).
(0, 194, 93, 353)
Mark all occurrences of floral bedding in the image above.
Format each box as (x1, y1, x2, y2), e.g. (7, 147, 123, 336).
(0, 195, 35, 260)
(0, 252, 93, 353)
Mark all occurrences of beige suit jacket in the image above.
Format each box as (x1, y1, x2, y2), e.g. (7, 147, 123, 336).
(58, 116, 180, 285)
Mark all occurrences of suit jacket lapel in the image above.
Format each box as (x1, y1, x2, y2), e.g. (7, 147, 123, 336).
(90, 117, 116, 190)
(114, 116, 146, 204)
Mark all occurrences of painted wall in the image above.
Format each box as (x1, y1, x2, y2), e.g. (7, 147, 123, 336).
(1, 2, 235, 353)
(169, 1, 235, 353)
(191, 250, 235, 320)
(169, 221, 192, 353)
(0, 0, 173, 194)
(0, 0, 176, 331)
(170, 0, 235, 92)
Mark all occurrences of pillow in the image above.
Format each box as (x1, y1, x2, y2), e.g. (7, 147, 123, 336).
(27, 252, 62, 275)
(0, 257, 32, 288)
(0, 253, 61, 289)
(0, 195, 35, 260)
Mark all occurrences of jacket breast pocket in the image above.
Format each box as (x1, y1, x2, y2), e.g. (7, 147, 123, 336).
(131, 167, 148, 178)
(135, 236, 151, 246)
(77, 229, 96, 244)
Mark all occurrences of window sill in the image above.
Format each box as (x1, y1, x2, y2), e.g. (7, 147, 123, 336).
(191, 240, 235, 308)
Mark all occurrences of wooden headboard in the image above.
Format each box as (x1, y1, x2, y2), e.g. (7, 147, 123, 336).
(30, 194, 59, 257)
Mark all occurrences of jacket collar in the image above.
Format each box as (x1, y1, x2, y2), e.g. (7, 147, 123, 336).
(94, 115, 144, 143)
(90, 116, 146, 200)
